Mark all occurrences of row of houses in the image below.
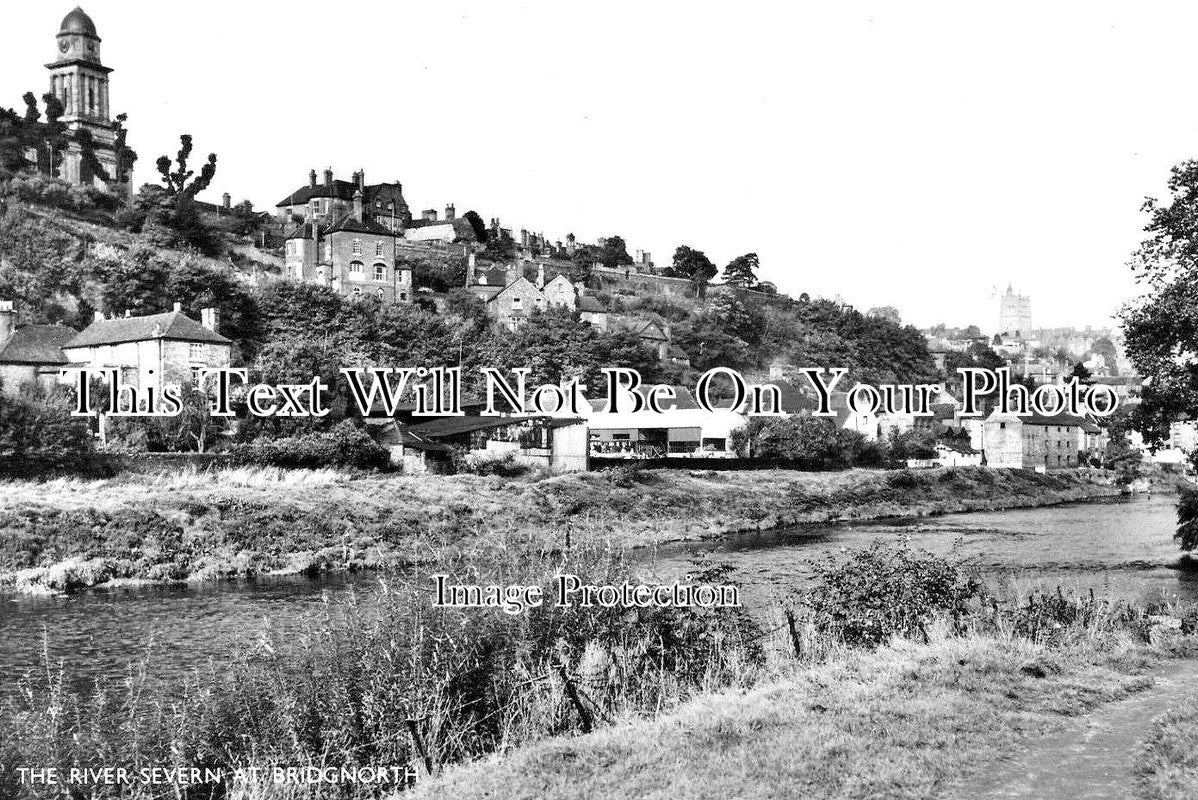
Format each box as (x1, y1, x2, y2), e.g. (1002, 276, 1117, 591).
(0, 299, 1112, 474)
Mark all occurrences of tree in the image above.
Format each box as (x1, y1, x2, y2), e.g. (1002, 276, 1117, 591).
(462, 210, 488, 243)
(722, 252, 759, 289)
(597, 235, 633, 269)
(1121, 159, 1198, 448)
(669, 245, 717, 298)
(1092, 336, 1119, 376)
(866, 305, 902, 325)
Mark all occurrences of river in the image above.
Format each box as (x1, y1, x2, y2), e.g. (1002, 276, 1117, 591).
(0, 493, 1188, 694)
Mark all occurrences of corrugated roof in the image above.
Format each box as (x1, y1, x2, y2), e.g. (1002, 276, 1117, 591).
(407, 415, 583, 438)
(65, 311, 231, 348)
(0, 325, 77, 365)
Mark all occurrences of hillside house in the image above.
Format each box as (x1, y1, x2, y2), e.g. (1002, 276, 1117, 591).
(62, 305, 231, 396)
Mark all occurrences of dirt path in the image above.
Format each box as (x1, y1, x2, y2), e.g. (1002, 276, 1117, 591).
(972, 658, 1198, 800)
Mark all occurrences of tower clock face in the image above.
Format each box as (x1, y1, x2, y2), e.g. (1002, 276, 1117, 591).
(58, 39, 69, 53)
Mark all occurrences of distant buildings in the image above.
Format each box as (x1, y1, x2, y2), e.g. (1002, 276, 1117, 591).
(0, 301, 75, 398)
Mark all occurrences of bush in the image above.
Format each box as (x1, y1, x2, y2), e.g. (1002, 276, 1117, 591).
(458, 451, 532, 478)
(804, 542, 982, 647)
(228, 421, 388, 470)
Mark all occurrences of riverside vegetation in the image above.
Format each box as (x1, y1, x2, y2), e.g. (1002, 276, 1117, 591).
(3, 539, 1196, 800)
(0, 464, 1122, 594)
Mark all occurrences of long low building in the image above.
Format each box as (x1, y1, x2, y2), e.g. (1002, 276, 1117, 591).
(584, 385, 746, 458)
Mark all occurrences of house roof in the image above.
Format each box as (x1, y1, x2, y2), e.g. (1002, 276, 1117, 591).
(0, 325, 77, 365)
(276, 180, 407, 210)
(577, 296, 605, 313)
(610, 316, 669, 341)
(65, 311, 231, 348)
(406, 415, 583, 438)
(591, 385, 701, 413)
(324, 213, 396, 237)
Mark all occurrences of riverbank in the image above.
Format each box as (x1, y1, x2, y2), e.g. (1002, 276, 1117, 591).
(0, 465, 1124, 594)
(409, 627, 1198, 800)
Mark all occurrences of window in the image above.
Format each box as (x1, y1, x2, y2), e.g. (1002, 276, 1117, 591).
(702, 437, 727, 451)
(352, 287, 362, 298)
(375, 241, 384, 257)
(377, 289, 385, 300)
(352, 238, 362, 255)
(669, 441, 699, 454)
(512, 296, 523, 310)
(189, 343, 204, 362)
(999, 422, 1006, 430)
(612, 433, 630, 441)
(373, 263, 386, 281)
(190, 366, 203, 386)
(400, 292, 407, 301)
(349, 260, 364, 276)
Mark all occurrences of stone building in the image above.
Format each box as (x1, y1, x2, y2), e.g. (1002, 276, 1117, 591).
(982, 410, 1084, 470)
(283, 184, 413, 303)
(998, 284, 1033, 338)
(62, 304, 231, 394)
(37, 8, 133, 195)
(0, 301, 77, 398)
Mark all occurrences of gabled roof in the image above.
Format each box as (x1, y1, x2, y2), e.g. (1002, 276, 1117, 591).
(610, 316, 669, 341)
(325, 213, 396, 237)
(488, 276, 541, 304)
(0, 325, 77, 365)
(65, 311, 231, 348)
(276, 180, 408, 210)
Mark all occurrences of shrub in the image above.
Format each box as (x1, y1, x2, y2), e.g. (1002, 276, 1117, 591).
(228, 421, 388, 470)
(459, 451, 532, 478)
(804, 541, 982, 647)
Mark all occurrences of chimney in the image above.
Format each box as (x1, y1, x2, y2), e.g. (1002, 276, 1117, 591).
(353, 188, 364, 222)
(537, 262, 546, 289)
(0, 300, 13, 344)
(566, 233, 576, 255)
(309, 169, 317, 189)
(201, 307, 220, 333)
(422, 209, 437, 222)
(506, 262, 520, 286)
(125, 310, 132, 318)
(520, 229, 529, 247)
(173, 302, 182, 312)
(445, 204, 455, 221)
(466, 252, 476, 286)
(323, 168, 333, 188)
(93, 310, 105, 323)
(357, 169, 366, 190)
(222, 192, 231, 210)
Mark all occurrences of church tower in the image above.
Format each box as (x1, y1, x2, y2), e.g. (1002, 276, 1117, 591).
(45, 7, 127, 193)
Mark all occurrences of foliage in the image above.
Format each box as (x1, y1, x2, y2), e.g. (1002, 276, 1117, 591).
(228, 421, 389, 470)
(668, 244, 718, 297)
(804, 541, 983, 647)
(1122, 159, 1198, 447)
(722, 252, 759, 288)
(1177, 488, 1198, 552)
(0, 384, 91, 463)
(734, 415, 879, 469)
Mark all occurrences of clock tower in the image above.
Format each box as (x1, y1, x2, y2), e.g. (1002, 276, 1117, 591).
(45, 7, 128, 194)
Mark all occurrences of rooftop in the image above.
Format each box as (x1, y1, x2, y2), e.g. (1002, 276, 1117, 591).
(65, 311, 231, 349)
(0, 324, 77, 365)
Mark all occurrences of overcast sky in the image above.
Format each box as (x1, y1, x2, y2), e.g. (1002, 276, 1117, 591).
(4, 2, 1194, 332)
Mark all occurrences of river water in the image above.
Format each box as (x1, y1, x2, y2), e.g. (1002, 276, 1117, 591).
(0, 493, 1188, 693)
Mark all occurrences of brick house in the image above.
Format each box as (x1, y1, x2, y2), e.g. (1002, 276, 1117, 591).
(62, 304, 231, 394)
(284, 193, 413, 304)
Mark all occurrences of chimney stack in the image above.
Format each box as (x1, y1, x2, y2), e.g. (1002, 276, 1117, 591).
(520, 229, 529, 247)
(466, 252, 476, 286)
(93, 310, 105, 323)
(536, 262, 546, 289)
(0, 300, 13, 344)
(201, 308, 220, 333)
(173, 302, 182, 312)
(445, 204, 455, 221)
(323, 168, 333, 188)
(422, 209, 438, 222)
(353, 188, 364, 222)
(309, 169, 317, 189)
(222, 192, 231, 210)
(357, 169, 365, 190)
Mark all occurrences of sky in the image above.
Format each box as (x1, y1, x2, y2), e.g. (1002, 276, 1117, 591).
(3, 1, 1195, 332)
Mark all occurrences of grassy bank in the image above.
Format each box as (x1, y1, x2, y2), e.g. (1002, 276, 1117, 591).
(411, 627, 1193, 800)
(1136, 702, 1198, 799)
(0, 465, 1121, 593)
